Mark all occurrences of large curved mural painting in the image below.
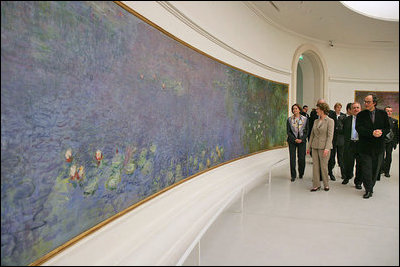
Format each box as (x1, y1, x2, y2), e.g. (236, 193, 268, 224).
(1, 2, 288, 265)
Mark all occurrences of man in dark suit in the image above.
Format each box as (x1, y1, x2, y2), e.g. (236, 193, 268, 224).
(380, 106, 399, 178)
(342, 102, 362, 188)
(308, 108, 317, 141)
(356, 93, 390, 199)
(328, 102, 347, 181)
(300, 105, 310, 119)
(346, 102, 352, 116)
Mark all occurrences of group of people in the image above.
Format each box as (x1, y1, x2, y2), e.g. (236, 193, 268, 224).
(286, 93, 399, 199)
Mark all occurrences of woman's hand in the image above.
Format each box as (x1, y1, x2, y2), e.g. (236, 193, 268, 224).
(295, 139, 302, 143)
(323, 149, 329, 157)
(306, 149, 310, 154)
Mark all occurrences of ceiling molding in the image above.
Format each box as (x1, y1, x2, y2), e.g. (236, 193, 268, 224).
(329, 76, 399, 84)
(157, 1, 291, 76)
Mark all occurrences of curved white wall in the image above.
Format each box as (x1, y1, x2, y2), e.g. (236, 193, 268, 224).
(122, 1, 398, 112)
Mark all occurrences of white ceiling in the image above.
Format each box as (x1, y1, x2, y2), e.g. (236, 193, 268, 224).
(248, 1, 399, 48)
(341, 1, 399, 21)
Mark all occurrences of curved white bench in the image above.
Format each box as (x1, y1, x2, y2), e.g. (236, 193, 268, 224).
(43, 147, 288, 266)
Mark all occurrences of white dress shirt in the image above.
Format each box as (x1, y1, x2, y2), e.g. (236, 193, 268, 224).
(351, 115, 359, 141)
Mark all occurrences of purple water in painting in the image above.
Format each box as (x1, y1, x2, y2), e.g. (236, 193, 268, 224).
(1, 2, 288, 265)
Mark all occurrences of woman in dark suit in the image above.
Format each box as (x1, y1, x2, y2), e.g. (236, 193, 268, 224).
(287, 104, 309, 182)
(307, 103, 334, 191)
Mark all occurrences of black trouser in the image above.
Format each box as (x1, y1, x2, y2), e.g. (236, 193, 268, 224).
(328, 144, 345, 177)
(288, 141, 306, 178)
(359, 151, 384, 193)
(343, 140, 362, 185)
(381, 143, 394, 174)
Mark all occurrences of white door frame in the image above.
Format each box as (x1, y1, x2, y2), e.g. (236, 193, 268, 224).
(290, 44, 328, 110)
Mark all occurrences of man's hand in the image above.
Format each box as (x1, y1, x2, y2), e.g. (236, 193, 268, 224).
(373, 129, 382, 138)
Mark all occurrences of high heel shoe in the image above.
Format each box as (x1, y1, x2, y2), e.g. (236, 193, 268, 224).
(310, 187, 321, 192)
(324, 187, 329, 191)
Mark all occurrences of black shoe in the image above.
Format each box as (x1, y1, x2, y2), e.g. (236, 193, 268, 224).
(324, 187, 330, 191)
(310, 187, 321, 192)
(291, 177, 295, 182)
(342, 179, 349, 185)
(384, 173, 390, 178)
(329, 174, 336, 181)
(363, 192, 373, 199)
(355, 184, 362, 190)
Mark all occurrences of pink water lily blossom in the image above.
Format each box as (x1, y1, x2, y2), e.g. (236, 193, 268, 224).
(95, 150, 103, 166)
(65, 148, 73, 162)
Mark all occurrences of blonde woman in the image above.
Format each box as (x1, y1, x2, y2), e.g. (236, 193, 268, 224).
(307, 102, 334, 191)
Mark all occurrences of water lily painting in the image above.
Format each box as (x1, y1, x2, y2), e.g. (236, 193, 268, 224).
(1, 1, 288, 265)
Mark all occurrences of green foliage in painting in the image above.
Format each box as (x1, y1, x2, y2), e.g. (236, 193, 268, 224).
(219, 69, 288, 153)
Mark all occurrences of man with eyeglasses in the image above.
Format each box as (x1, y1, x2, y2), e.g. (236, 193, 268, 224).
(355, 93, 390, 199)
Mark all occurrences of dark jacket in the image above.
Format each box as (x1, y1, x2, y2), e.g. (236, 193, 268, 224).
(334, 112, 346, 146)
(355, 108, 390, 154)
(385, 117, 399, 147)
(300, 111, 310, 119)
(343, 115, 356, 142)
(287, 115, 309, 144)
(308, 109, 318, 139)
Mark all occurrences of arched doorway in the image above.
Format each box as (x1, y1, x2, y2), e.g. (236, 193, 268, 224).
(291, 44, 328, 111)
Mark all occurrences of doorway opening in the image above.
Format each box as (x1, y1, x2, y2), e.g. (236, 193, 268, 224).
(291, 44, 327, 112)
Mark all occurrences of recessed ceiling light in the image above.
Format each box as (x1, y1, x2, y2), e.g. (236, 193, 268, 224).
(340, 1, 399, 21)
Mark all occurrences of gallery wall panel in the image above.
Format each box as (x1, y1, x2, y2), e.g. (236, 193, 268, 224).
(1, 2, 288, 265)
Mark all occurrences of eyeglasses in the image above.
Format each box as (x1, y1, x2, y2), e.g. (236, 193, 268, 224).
(364, 100, 373, 104)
